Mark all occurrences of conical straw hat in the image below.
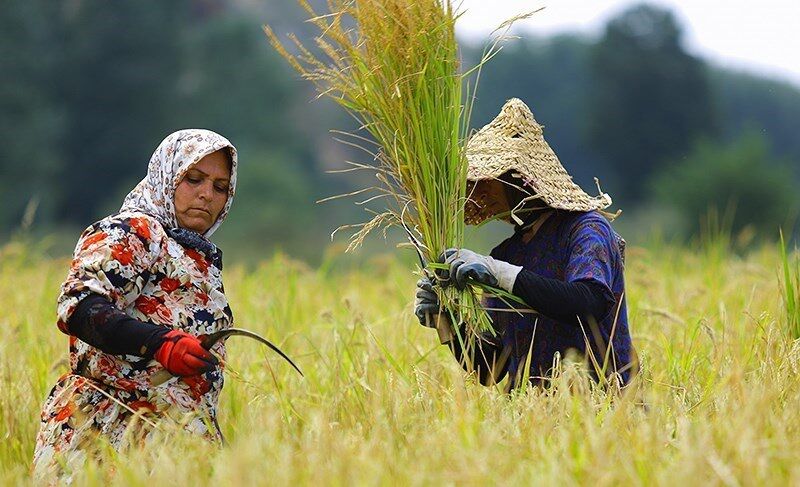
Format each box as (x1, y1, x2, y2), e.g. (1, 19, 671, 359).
(466, 98, 613, 218)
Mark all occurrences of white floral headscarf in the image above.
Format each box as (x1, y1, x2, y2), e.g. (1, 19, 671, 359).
(121, 129, 238, 238)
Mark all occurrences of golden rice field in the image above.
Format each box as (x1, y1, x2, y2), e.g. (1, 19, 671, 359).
(1, 234, 799, 485)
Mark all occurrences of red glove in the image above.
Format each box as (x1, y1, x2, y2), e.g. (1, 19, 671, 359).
(154, 330, 218, 376)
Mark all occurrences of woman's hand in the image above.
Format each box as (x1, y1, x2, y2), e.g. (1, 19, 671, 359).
(154, 330, 219, 376)
(415, 277, 456, 344)
(437, 248, 522, 292)
(414, 277, 441, 328)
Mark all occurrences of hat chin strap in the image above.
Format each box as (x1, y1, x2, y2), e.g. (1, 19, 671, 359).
(509, 194, 546, 225)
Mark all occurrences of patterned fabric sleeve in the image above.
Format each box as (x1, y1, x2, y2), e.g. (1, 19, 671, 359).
(56, 214, 163, 334)
(564, 215, 618, 321)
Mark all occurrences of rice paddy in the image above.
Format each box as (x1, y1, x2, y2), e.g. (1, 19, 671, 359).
(2, 233, 800, 484)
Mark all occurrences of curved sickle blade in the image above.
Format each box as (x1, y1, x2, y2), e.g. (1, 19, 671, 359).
(202, 328, 304, 377)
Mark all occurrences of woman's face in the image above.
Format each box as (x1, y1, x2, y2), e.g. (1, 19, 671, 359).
(465, 179, 511, 224)
(174, 150, 231, 234)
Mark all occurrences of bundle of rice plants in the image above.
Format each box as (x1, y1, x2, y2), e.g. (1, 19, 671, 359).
(265, 1, 528, 343)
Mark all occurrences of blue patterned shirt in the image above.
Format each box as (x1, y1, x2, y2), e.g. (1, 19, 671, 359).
(482, 210, 634, 388)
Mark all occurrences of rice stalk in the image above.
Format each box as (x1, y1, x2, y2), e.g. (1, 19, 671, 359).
(264, 0, 528, 335)
(779, 229, 800, 339)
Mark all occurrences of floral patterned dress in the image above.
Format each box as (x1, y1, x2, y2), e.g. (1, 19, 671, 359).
(33, 129, 239, 474)
(33, 212, 233, 469)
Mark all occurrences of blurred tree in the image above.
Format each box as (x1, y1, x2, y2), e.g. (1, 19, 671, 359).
(173, 12, 304, 165)
(54, 1, 189, 224)
(465, 35, 610, 191)
(3, 0, 800, 259)
(0, 1, 64, 229)
(170, 9, 347, 260)
(652, 131, 798, 238)
(711, 68, 800, 164)
(586, 3, 717, 203)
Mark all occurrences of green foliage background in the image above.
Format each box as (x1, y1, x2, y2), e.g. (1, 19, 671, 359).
(1, 0, 799, 261)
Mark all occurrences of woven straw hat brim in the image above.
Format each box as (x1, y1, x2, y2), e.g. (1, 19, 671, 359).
(465, 98, 612, 217)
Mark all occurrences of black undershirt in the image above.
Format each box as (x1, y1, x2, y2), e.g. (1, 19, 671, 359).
(511, 270, 612, 326)
(449, 270, 613, 385)
(66, 294, 169, 358)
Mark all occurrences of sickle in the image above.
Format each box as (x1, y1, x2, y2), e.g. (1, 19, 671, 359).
(200, 328, 303, 377)
(150, 327, 303, 386)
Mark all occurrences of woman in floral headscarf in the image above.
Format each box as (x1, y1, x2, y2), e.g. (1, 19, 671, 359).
(33, 129, 238, 475)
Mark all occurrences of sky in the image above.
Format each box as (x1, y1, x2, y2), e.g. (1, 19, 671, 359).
(457, 0, 800, 87)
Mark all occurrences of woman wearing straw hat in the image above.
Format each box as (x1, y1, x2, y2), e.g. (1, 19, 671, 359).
(415, 98, 635, 390)
(33, 129, 238, 477)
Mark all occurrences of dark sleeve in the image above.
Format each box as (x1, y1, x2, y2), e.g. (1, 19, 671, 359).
(56, 214, 162, 335)
(512, 270, 610, 326)
(563, 215, 620, 321)
(447, 324, 508, 386)
(66, 293, 169, 358)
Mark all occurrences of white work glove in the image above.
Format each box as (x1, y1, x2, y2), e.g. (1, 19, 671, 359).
(437, 248, 522, 292)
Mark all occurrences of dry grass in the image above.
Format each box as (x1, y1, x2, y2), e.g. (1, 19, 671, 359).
(1, 234, 799, 484)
